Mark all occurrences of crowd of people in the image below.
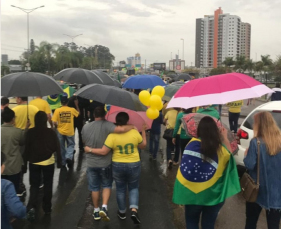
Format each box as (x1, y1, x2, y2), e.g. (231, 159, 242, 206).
(1, 81, 281, 229)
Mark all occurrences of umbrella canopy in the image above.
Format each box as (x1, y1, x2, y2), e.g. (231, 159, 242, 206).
(54, 68, 104, 85)
(91, 70, 115, 86)
(166, 73, 178, 79)
(113, 79, 122, 88)
(123, 75, 166, 89)
(170, 81, 186, 86)
(1, 72, 63, 97)
(75, 84, 146, 111)
(105, 106, 152, 132)
(168, 73, 273, 109)
(176, 73, 192, 81)
(162, 84, 182, 102)
(182, 113, 238, 154)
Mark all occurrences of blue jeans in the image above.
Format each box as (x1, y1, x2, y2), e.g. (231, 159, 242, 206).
(185, 202, 224, 229)
(149, 133, 160, 158)
(57, 132, 75, 166)
(87, 165, 113, 191)
(112, 161, 141, 213)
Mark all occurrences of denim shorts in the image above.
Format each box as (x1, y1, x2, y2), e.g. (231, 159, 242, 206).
(87, 165, 113, 191)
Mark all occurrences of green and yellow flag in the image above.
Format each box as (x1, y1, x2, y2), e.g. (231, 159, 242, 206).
(173, 138, 240, 205)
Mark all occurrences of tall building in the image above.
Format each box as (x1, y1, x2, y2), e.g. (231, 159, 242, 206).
(1, 54, 8, 65)
(195, 7, 251, 68)
(240, 22, 251, 59)
(127, 53, 141, 68)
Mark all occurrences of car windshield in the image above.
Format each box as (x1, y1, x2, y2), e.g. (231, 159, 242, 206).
(243, 111, 281, 130)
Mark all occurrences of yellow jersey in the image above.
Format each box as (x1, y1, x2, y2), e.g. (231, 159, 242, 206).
(13, 104, 39, 129)
(164, 109, 178, 129)
(52, 106, 79, 136)
(29, 98, 51, 114)
(104, 129, 143, 163)
(227, 100, 243, 113)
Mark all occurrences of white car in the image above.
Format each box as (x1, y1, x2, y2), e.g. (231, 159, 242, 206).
(235, 101, 281, 168)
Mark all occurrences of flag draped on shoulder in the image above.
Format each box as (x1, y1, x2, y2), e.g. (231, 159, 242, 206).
(173, 138, 240, 206)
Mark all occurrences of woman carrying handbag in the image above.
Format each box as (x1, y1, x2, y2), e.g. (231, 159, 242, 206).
(244, 111, 281, 229)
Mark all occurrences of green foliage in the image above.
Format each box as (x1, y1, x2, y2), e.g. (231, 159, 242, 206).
(275, 76, 281, 82)
(1, 65, 10, 77)
(8, 60, 21, 65)
(209, 67, 232, 76)
(20, 41, 115, 75)
(223, 57, 235, 67)
(30, 39, 35, 54)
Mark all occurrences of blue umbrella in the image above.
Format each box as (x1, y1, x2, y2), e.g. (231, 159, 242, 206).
(122, 75, 166, 89)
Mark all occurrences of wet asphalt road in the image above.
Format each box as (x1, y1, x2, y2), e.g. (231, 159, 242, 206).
(11, 101, 272, 229)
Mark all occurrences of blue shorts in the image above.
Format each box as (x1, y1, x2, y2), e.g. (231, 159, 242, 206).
(87, 165, 113, 191)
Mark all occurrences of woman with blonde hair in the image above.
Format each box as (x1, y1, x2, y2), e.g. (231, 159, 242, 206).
(244, 111, 281, 229)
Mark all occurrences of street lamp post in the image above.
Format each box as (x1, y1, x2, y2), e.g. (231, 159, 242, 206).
(63, 33, 83, 43)
(181, 38, 184, 60)
(11, 4, 45, 70)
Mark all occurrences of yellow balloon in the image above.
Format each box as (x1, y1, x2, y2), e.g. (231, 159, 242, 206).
(146, 107, 159, 120)
(149, 95, 162, 109)
(151, 86, 165, 98)
(156, 101, 163, 110)
(139, 90, 150, 106)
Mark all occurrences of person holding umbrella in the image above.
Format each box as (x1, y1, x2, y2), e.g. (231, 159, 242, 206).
(84, 112, 147, 225)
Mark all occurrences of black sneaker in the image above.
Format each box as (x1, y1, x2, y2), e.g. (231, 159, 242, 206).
(131, 211, 141, 224)
(93, 211, 101, 220)
(66, 159, 73, 169)
(27, 208, 35, 222)
(117, 211, 126, 220)
(99, 207, 110, 221)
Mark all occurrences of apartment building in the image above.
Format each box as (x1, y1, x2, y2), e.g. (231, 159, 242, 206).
(195, 7, 251, 68)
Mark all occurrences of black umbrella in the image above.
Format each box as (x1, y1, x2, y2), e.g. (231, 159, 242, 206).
(91, 70, 115, 86)
(54, 68, 104, 85)
(176, 73, 192, 81)
(113, 79, 122, 88)
(167, 73, 178, 79)
(75, 84, 146, 111)
(1, 72, 63, 97)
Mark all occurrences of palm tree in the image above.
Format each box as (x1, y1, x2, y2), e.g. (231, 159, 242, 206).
(245, 59, 254, 76)
(254, 61, 264, 80)
(234, 56, 246, 73)
(222, 57, 235, 67)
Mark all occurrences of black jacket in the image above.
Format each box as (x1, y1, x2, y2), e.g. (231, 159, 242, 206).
(24, 127, 61, 169)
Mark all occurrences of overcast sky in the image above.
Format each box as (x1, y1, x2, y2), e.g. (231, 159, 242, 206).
(1, 0, 281, 66)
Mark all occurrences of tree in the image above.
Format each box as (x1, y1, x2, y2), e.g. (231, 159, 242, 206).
(8, 60, 21, 65)
(254, 61, 264, 78)
(275, 76, 281, 82)
(234, 56, 246, 73)
(1, 65, 10, 77)
(223, 57, 235, 67)
(30, 39, 35, 54)
(209, 67, 232, 76)
(273, 55, 281, 77)
(245, 59, 254, 76)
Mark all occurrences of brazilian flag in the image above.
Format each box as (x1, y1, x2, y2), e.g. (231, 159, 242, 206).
(173, 138, 240, 205)
(47, 84, 76, 110)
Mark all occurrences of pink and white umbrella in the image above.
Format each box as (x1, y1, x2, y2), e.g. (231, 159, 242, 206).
(105, 106, 153, 132)
(167, 73, 273, 109)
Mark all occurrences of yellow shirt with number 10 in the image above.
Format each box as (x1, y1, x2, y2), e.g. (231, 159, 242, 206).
(104, 129, 143, 163)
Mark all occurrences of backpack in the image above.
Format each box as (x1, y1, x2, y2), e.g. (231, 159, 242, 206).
(271, 91, 281, 101)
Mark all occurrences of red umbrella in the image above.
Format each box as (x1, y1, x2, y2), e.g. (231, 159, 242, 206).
(105, 106, 153, 132)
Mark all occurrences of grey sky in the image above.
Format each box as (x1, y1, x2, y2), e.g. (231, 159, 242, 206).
(1, 0, 281, 66)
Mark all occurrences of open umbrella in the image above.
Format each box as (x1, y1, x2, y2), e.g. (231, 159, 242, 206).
(113, 79, 122, 88)
(168, 73, 273, 109)
(54, 68, 104, 85)
(105, 106, 152, 132)
(75, 84, 146, 111)
(162, 84, 182, 102)
(1, 72, 63, 97)
(123, 75, 166, 89)
(91, 70, 115, 86)
(176, 73, 192, 81)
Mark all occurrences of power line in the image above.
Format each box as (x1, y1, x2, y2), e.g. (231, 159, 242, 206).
(1, 48, 24, 53)
(2, 44, 26, 49)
